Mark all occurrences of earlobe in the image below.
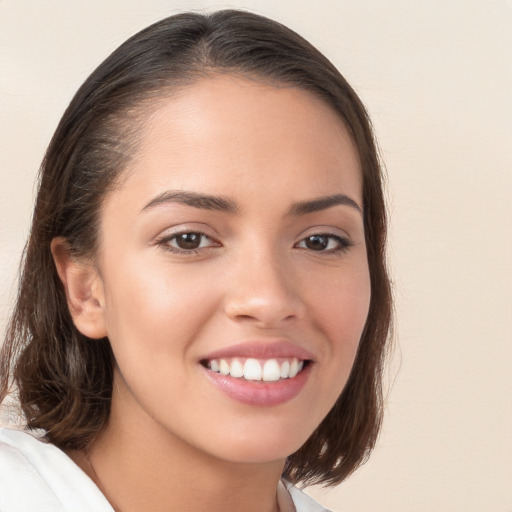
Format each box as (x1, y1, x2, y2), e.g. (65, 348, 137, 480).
(51, 237, 108, 339)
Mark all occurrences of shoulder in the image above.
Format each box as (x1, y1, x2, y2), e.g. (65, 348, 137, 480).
(0, 428, 113, 512)
(283, 480, 333, 512)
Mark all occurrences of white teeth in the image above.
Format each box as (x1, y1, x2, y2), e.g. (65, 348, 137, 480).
(243, 358, 262, 381)
(229, 359, 244, 378)
(289, 358, 299, 378)
(280, 360, 290, 379)
(262, 359, 281, 381)
(219, 359, 230, 375)
(207, 357, 306, 381)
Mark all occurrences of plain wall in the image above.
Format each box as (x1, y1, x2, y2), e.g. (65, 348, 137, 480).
(1, 1, 511, 510)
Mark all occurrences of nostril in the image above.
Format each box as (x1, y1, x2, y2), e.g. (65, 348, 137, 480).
(236, 314, 256, 321)
(224, 298, 304, 327)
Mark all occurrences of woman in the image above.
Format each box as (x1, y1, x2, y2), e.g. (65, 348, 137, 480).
(0, 10, 391, 512)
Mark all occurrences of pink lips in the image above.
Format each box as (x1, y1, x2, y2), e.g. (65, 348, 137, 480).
(201, 340, 314, 361)
(200, 341, 314, 407)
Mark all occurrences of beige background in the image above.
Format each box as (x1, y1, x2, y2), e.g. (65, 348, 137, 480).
(1, 1, 511, 510)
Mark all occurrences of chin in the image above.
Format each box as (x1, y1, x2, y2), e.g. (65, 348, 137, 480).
(200, 423, 313, 466)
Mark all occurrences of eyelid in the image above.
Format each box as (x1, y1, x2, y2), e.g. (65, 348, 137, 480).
(153, 222, 219, 243)
(153, 225, 354, 256)
(154, 228, 221, 256)
(294, 231, 354, 253)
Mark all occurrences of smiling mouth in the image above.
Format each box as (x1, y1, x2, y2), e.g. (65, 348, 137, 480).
(201, 357, 310, 382)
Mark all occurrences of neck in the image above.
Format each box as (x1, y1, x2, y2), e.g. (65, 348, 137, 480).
(70, 377, 287, 512)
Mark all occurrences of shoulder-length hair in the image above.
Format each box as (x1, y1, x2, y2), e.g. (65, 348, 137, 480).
(0, 9, 392, 487)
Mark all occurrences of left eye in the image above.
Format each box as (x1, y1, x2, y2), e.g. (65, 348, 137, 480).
(296, 234, 351, 252)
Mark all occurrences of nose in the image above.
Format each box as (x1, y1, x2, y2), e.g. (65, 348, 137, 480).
(223, 250, 306, 328)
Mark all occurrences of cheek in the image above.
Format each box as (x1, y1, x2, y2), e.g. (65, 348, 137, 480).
(293, 261, 371, 426)
(100, 256, 220, 361)
(99, 259, 224, 417)
(308, 263, 371, 348)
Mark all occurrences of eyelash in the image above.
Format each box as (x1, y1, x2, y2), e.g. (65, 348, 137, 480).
(155, 231, 219, 256)
(295, 233, 354, 253)
(155, 231, 354, 256)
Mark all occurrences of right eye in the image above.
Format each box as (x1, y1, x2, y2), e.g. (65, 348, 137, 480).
(157, 231, 219, 255)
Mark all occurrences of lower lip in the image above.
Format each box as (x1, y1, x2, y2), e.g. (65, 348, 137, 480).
(202, 363, 312, 406)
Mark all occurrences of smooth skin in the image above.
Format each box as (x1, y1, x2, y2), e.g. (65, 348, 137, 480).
(53, 75, 371, 512)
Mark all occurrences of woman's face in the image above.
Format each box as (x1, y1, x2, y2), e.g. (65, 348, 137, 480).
(93, 75, 371, 464)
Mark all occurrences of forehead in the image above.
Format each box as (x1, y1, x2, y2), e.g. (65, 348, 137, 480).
(113, 74, 362, 210)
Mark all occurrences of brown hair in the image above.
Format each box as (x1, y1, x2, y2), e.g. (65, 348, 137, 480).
(0, 10, 392, 486)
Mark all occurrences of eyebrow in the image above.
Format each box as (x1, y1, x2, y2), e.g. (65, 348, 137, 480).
(141, 190, 362, 216)
(141, 191, 240, 214)
(289, 194, 362, 215)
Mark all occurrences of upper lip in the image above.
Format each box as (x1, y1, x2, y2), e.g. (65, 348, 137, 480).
(200, 340, 315, 362)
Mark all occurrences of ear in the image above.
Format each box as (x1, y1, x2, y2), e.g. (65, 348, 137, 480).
(51, 237, 108, 339)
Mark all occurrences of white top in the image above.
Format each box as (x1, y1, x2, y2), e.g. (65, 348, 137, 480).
(0, 428, 331, 512)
